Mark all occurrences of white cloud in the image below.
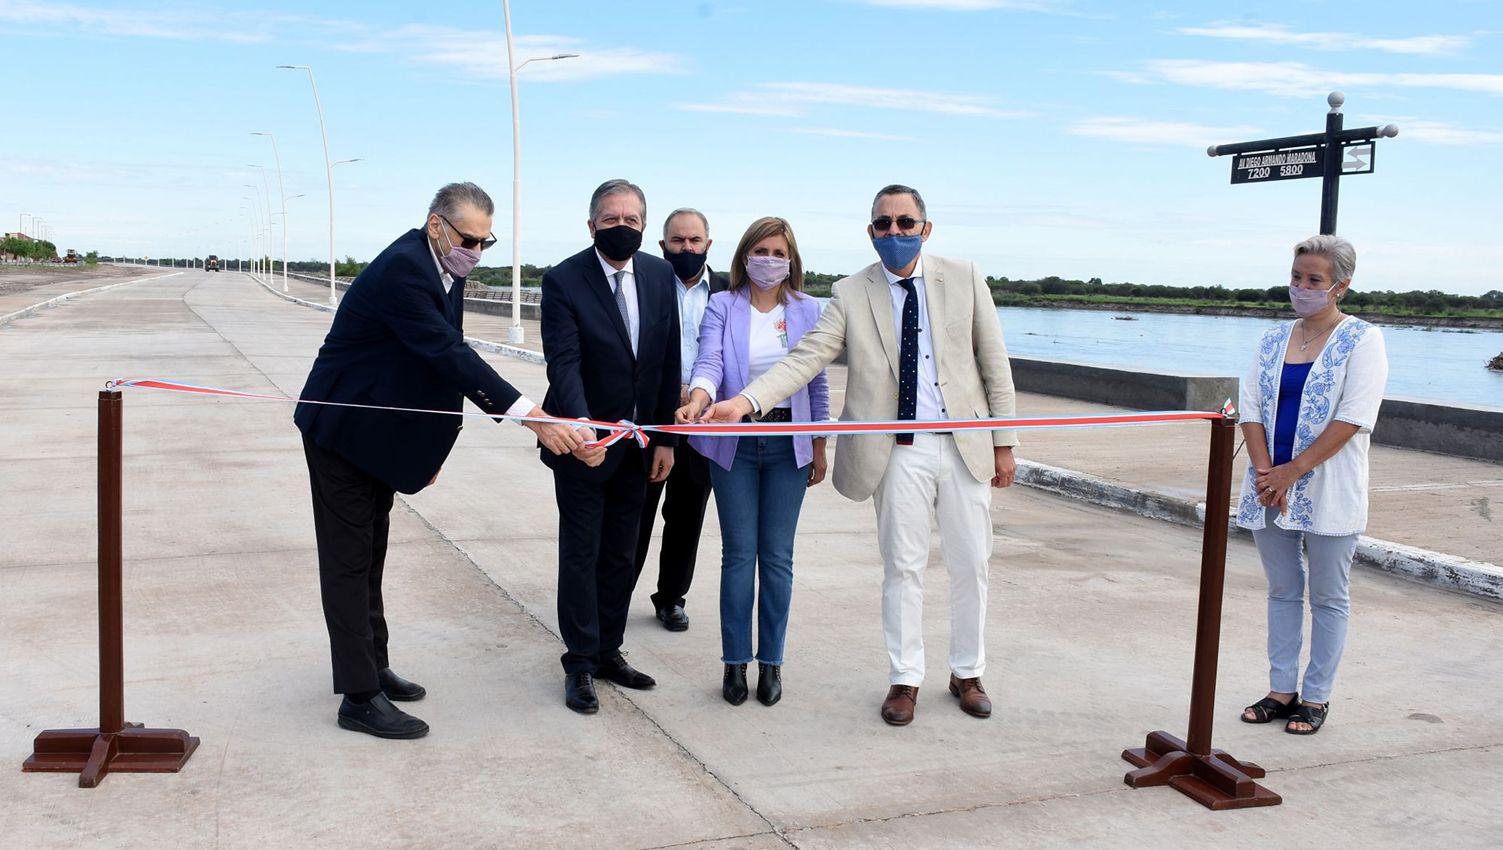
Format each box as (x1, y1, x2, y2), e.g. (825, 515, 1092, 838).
(1395, 120, 1503, 145)
(679, 82, 1031, 119)
(0, 0, 278, 42)
(1176, 23, 1471, 55)
(790, 128, 916, 141)
(851, 0, 1066, 10)
(1067, 117, 1260, 148)
(1130, 60, 1503, 98)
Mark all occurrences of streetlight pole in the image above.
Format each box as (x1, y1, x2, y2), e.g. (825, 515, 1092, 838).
(252, 132, 288, 292)
(244, 184, 267, 276)
(277, 65, 341, 306)
(502, 0, 578, 344)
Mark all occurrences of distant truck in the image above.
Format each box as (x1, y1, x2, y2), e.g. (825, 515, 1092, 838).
(63, 249, 80, 264)
(206, 255, 220, 272)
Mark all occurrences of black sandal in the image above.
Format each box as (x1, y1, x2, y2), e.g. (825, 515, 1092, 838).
(1285, 702, 1329, 735)
(1241, 693, 1299, 724)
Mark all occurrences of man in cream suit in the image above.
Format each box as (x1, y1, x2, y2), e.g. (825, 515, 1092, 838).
(702, 184, 1018, 726)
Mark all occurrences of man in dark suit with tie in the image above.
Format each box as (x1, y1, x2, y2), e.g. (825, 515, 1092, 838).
(633, 207, 727, 632)
(295, 182, 585, 738)
(540, 179, 680, 713)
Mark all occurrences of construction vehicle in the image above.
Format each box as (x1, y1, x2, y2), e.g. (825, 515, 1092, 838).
(206, 255, 221, 272)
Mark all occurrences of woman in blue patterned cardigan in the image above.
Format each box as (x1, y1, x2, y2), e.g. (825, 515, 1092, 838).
(1234, 235, 1389, 736)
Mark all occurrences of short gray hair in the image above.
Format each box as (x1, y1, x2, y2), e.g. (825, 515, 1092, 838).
(428, 182, 494, 219)
(1294, 234, 1357, 284)
(871, 184, 927, 219)
(589, 179, 647, 222)
(662, 207, 709, 239)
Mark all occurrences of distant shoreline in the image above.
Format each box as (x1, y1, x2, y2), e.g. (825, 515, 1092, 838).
(991, 297, 1503, 331)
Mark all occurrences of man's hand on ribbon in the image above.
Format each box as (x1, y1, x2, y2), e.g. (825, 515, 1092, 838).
(992, 446, 1017, 489)
(524, 406, 587, 456)
(701, 394, 754, 423)
(569, 424, 607, 467)
(648, 445, 674, 483)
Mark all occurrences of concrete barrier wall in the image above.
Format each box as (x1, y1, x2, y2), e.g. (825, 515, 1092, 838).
(288, 273, 541, 321)
(1008, 357, 1239, 412)
(1373, 398, 1503, 463)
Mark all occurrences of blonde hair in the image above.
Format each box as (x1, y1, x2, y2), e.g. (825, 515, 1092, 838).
(728, 216, 805, 304)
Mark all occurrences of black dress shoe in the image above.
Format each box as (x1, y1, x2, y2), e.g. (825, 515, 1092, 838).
(378, 667, 426, 702)
(656, 604, 690, 632)
(596, 652, 656, 689)
(565, 671, 599, 714)
(337, 694, 429, 739)
(756, 663, 782, 706)
(723, 663, 748, 705)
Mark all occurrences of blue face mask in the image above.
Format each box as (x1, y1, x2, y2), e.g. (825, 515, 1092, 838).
(872, 234, 923, 272)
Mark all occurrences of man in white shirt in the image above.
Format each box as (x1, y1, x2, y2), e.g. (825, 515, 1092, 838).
(634, 208, 727, 631)
(701, 185, 1019, 726)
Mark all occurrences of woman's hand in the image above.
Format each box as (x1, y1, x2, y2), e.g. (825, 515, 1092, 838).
(675, 389, 711, 424)
(1254, 463, 1303, 507)
(808, 438, 828, 488)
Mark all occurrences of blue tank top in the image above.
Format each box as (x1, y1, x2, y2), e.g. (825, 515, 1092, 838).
(1273, 362, 1314, 466)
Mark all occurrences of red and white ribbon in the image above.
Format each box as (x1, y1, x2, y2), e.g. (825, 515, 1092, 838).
(107, 378, 1234, 447)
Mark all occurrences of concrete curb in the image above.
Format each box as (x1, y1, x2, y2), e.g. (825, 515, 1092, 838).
(1018, 459, 1502, 603)
(0, 271, 183, 328)
(255, 274, 1501, 604)
(250, 273, 547, 365)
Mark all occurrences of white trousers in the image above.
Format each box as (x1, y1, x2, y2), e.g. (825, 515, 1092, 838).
(873, 433, 993, 686)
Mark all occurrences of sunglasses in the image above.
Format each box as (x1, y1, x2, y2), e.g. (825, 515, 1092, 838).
(871, 216, 925, 233)
(439, 214, 498, 250)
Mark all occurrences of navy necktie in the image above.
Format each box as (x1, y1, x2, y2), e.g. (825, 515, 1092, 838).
(895, 278, 918, 446)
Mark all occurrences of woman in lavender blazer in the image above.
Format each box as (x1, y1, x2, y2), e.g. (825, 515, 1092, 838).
(677, 217, 829, 707)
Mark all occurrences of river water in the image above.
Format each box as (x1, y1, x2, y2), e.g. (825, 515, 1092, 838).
(996, 306, 1503, 408)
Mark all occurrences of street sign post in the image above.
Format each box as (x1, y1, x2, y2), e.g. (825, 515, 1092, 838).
(1209, 92, 1397, 234)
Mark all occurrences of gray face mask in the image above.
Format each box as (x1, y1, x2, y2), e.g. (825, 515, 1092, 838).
(1288, 284, 1332, 318)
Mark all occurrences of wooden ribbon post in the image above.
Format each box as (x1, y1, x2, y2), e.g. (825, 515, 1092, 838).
(1121, 414, 1281, 809)
(23, 389, 199, 788)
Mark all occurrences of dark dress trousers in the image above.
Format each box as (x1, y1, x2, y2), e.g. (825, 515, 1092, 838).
(540, 246, 680, 674)
(633, 271, 727, 613)
(294, 228, 522, 694)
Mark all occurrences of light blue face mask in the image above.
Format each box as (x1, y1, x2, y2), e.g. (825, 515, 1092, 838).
(872, 234, 923, 272)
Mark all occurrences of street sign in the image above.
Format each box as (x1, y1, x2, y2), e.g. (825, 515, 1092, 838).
(1231, 146, 1323, 184)
(1209, 92, 1397, 233)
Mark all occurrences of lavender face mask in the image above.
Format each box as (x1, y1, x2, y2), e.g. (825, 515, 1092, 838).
(745, 256, 790, 290)
(438, 226, 482, 278)
(1288, 285, 1332, 318)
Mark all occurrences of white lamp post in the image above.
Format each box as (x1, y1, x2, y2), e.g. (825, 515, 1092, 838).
(251, 132, 289, 292)
(503, 0, 578, 344)
(276, 65, 343, 306)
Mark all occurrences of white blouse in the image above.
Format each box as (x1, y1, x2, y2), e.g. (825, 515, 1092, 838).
(747, 303, 791, 409)
(1235, 316, 1389, 536)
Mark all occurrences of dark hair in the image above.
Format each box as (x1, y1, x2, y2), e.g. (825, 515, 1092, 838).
(728, 216, 804, 305)
(870, 184, 926, 219)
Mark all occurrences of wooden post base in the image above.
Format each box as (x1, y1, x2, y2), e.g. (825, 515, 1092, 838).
(23, 723, 199, 788)
(1122, 731, 1280, 810)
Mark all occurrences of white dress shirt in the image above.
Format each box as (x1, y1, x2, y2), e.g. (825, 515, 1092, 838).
(883, 258, 947, 421)
(429, 234, 534, 419)
(675, 266, 712, 384)
(598, 249, 639, 355)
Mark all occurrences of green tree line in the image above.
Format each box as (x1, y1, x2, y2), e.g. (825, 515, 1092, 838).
(1, 236, 58, 261)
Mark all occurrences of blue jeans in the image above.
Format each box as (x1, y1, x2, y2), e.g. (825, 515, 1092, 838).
(1250, 508, 1359, 703)
(709, 436, 809, 666)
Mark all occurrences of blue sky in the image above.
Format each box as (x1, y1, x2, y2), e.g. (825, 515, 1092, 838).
(3, 0, 1501, 294)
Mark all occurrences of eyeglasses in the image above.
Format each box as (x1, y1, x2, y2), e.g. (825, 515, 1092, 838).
(439, 214, 498, 250)
(871, 216, 924, 233)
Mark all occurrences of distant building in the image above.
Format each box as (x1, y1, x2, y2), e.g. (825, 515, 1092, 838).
(2, 231, 35, 261)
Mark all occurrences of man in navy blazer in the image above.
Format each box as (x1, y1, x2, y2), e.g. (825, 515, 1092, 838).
(295, 182, 584, 739)
(540, 179, 680, 713)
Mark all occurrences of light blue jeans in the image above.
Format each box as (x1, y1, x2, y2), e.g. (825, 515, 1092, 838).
(709, 435, 809, 666)
(1250, 507, 1359, 704)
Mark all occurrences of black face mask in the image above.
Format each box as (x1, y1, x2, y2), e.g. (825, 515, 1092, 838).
(663, 247, 707, 282)
(593, 224, 642, 263)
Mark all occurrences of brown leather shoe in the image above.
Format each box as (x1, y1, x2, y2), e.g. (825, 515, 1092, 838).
(949, 674, 992, 718)
(881, 685, 919, 726)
